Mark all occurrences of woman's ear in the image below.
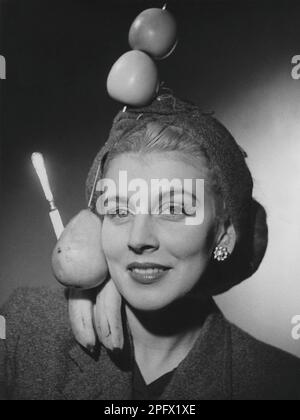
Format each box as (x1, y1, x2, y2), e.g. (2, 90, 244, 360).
(216, 220, 237, 254)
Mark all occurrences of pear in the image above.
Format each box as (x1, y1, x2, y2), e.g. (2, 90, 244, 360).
(52, 209, 109, 289)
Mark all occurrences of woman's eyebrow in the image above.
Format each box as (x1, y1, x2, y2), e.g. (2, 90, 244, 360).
(155, 189, 197, 206)
(105, 194, 128, 203)
(154, 189, 198, 204)
(104, 189, 198, 203)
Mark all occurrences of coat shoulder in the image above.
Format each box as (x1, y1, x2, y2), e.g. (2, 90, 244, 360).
(229, 320, 300, 400)
(2, 287, 71, 349)
(0, 287, 74, 399)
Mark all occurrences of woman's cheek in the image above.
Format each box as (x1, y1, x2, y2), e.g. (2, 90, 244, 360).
(164, 223, 214, 260)
(101, 220, 124, 261)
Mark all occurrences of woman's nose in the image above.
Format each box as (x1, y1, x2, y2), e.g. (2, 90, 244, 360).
(127, 214, 159, 253)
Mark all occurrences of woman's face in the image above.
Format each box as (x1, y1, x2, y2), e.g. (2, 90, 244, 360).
(100, 152, 219, 311)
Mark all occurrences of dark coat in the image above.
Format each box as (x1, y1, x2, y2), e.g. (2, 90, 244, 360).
(0, 287, 299, 400)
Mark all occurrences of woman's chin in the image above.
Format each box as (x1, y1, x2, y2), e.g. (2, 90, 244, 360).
(112, 269, 175, 311)
(125, 295, 172, 312)
(121, 288, 175, 312)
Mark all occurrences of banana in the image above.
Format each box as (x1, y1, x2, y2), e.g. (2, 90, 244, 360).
(94, 287, 113, 351)
(68, 279, 124, 353)
(94, 279, 124, 351)
(68, 288, 97, 352)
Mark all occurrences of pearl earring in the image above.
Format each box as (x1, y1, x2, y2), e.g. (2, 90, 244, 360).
(214, 246, 230, 262)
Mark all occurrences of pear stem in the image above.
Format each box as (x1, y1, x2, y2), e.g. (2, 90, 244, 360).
(162, 3, 167, 10)
(88, 163, 101, 210)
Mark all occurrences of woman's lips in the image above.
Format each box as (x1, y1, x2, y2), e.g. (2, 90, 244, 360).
(127, 268, 171, 284)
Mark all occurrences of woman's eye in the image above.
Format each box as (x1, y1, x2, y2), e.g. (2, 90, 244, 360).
(106, 208, 130, 219)
(160, 204, 194, 217)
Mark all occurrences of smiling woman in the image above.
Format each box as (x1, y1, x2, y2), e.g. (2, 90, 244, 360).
(1, 92, 300, 400)
(100, 153, 218, 314)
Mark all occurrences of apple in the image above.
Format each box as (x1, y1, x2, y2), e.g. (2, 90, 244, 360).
(107, 50, 159, 106)
(129, 8, 178, 60)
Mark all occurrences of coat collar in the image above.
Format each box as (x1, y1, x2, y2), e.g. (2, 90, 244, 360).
(62, 314, 135, 400)
(161, 308, 232, 400)
(62, 303, 232, 400)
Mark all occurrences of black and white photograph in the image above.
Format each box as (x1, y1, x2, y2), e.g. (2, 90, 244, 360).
(0, 0, 300, 402)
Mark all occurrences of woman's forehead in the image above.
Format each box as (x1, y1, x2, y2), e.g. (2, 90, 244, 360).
(104, 152, 210, 182)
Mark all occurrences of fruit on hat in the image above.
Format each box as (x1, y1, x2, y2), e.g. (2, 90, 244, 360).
(107, 50, 159, 106)
(129, 7, 178, 60)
